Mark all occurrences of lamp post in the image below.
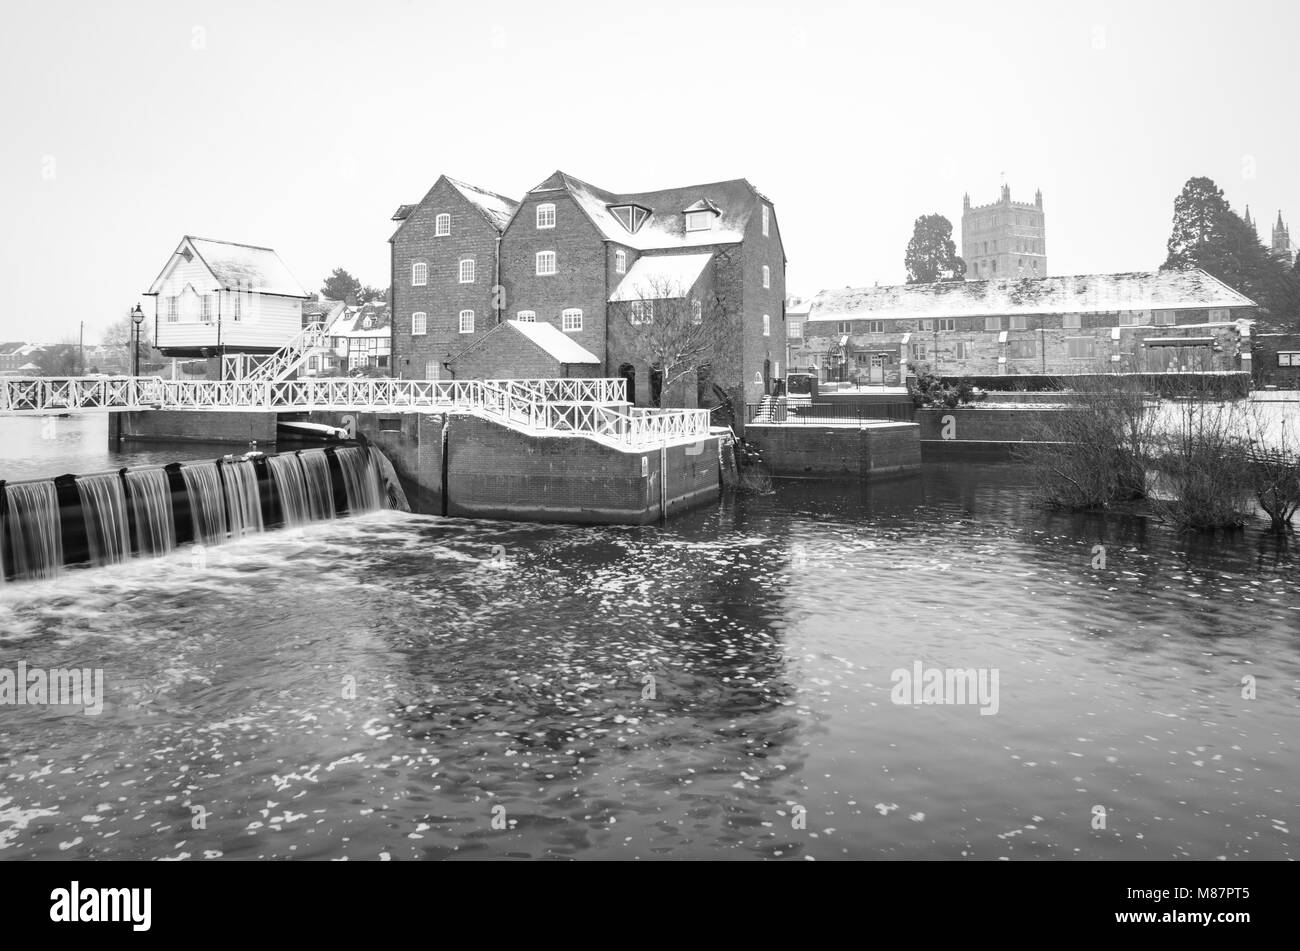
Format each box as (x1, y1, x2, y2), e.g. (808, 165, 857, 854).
(130, 303, 145, 377)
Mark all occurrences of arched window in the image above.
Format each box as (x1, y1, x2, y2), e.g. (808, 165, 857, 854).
(561, 308, 582, 332)
(458, 310, 474, 333)
(536, 203, 556, 228)
(459, 258, 475, 283)
(516, 310, 536, 322)
(762, 265, 770, 289)
(411, 312, 427, 335)
(536, 251, 556, 275)
(411, 262, 427, 286)
(762, 314, 771, 337)
(434, 214, 451, 236)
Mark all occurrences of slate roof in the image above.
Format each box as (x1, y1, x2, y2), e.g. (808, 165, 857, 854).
(807, 269, 1257, 322)
(148, 237, 310, 298)
(529, 170, 763, 251)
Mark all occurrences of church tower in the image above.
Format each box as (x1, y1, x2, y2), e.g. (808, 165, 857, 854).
(1273, 212, 1292, 260)
(961, 184, 1046, 281)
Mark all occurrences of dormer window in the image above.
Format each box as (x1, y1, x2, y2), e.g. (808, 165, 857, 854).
(682, 199, 721, 233)
(362, 316, 374, 330)
(609, 204, 650, 233)
(685, 212, 713, 232)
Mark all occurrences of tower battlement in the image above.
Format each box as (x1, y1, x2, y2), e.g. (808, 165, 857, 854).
(961, 184, 1047, 280)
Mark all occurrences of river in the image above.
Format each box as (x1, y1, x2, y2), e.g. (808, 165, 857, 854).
(0, 415, 1296, 859)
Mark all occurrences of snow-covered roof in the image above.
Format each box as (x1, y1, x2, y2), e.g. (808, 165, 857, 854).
(609, 253, 714, 302)
(446, 176, 518, 230)
(807, 269, 1257, 322)
(148, 237, 310, 298)
(335, 303, 391, 337)
(505, 319, 600, 363)
(529, 170, 762, 251)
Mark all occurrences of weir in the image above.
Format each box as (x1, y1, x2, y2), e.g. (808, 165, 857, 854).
(0, 444, 395, 584)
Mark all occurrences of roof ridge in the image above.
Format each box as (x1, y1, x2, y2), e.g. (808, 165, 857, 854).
(184, 235, 278, 252)
(443, 174, 519, 207)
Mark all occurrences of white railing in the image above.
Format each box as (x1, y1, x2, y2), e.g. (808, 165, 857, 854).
(0, 376, 709, 450)
(240, 318, 338, 384)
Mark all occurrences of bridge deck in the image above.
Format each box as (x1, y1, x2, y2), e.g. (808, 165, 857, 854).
(0, 376, 713, 451)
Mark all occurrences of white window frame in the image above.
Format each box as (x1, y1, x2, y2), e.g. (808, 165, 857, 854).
(629, 301, 654, 325)
(458, 309, 475, 334)
(1009, 315, 1028, 330)
(536, 251, 556, 275)
(789, 320, 803, 339)
(866, 320, 885, 334)
(411, 312, 427, 336)
(1062, 313, 1082, 329)
(938, 318, 955, 332)
(838, 321, 852, 334)
(434, 214, 451, 237)
(956, 341, 972, 360)
(763, 314, 771, 337)
(685, 211, 712, 232)
(984, 316, 1003, 331)
(166, 296, 179, 322)
(615, 250, 627, 274)
(412, 262, 428, 286)
(762, 265, 770, 289)
(459, 258, 475, 284)
(1153, 311, 1176, 326)
(762, 204, 770, 237)
(516, 310, 536, 322)
(1278, 352, 1300, 367)
(536, 203, 556, 229)
(425, 359, 441, 381)
(562, 308, 582, 332)
(692, 300, 703, 325)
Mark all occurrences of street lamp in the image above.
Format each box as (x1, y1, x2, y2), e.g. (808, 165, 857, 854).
(130, 303, 145, 377)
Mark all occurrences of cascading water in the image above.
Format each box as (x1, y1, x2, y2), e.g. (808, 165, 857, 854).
(299, 450, 336, 522)
(267, 453, 310, 527)
(76, 472, 131, 566)
(336, 446, 385, 514)
(2, 446, 392, 584)
(124, 468, 176, 557)
(222, 458, 264, 538)
(181, 462, 228, 545)
(3, 480, 63, 580)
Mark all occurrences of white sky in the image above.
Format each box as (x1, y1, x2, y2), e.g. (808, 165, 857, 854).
(1, 0, 1295, 343)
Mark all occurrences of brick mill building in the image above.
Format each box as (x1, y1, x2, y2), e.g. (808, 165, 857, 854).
(801, 268, 1256, 385)
(389, 171, 786, 417)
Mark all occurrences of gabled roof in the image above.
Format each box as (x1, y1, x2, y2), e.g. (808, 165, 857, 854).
(525, 170, 763, 251)
(807, 269, 1258, 322)
(609, 252, 714, 302)
(147, 237, 310, 298)
(445, 176, 518, 230)
(448, 318, 600, 366)
(391, 175, 519, 237)
(340, 302, 391, 336)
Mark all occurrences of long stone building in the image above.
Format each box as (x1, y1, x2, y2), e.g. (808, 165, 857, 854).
(388, 171, 787, 416)
(801, 268, 1256, 385)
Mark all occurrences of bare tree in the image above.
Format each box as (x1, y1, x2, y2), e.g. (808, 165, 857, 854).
(609, 274, 740, 407)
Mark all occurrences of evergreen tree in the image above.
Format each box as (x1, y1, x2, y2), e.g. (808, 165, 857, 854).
(904, 214, 966, 284)
(321, 267, 363, 304)
(1163, 176, 1300, 331)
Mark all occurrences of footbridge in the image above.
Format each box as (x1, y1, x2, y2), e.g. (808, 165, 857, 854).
(0, 376, 711, 451)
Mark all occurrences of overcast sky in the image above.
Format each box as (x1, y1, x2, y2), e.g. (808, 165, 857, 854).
(1, 0, 1295, 343)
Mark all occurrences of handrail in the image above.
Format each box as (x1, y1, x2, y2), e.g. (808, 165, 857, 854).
(0, 376, 708, 450)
